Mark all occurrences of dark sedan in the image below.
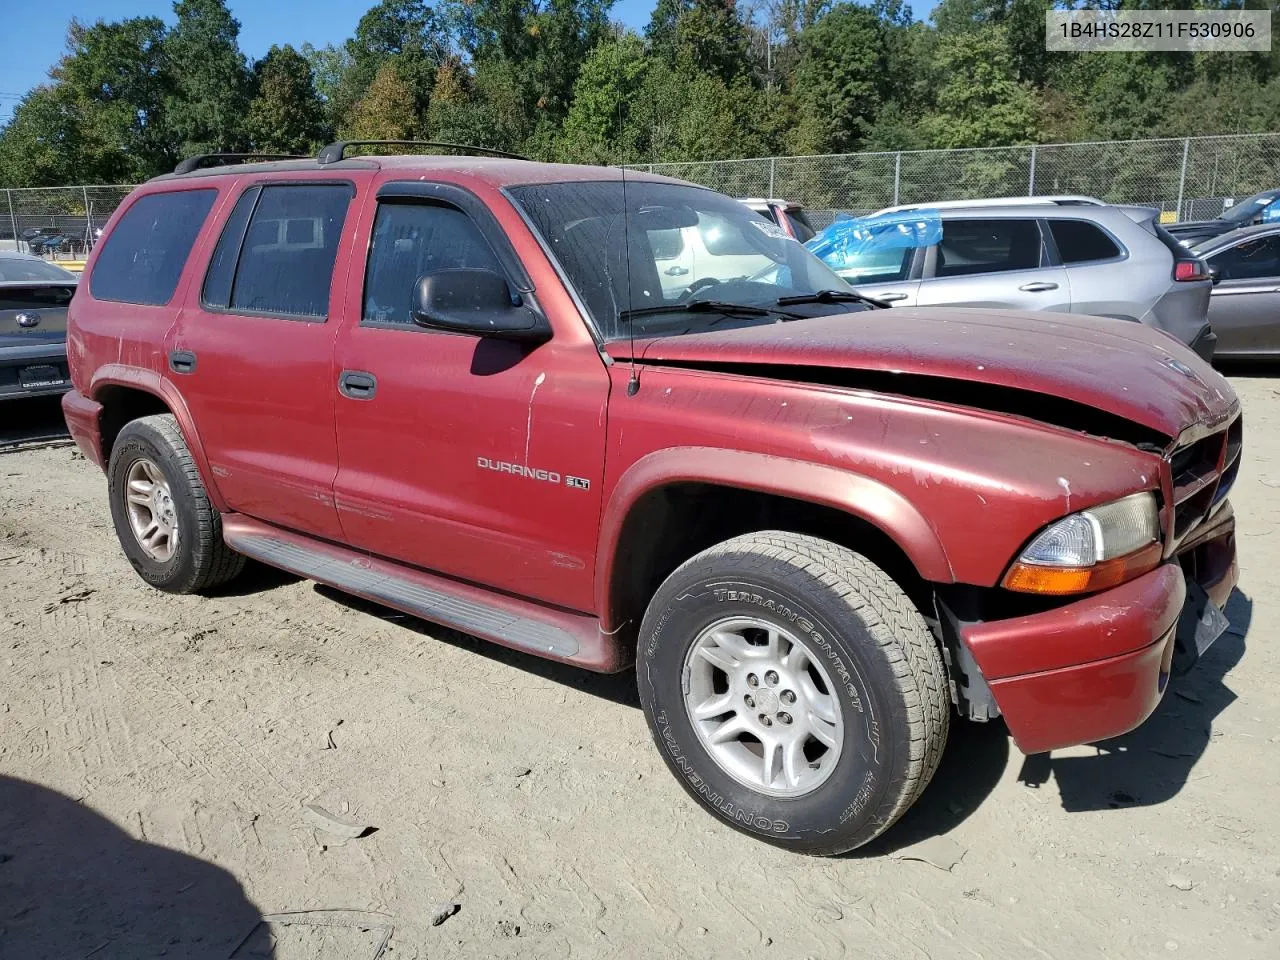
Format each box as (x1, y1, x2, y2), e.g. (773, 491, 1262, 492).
(1167, 188, 1280, 246)
(1192, 224, 1280, 359)
(1, 252, 77, 401)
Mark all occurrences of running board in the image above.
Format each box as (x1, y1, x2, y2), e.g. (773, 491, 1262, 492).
(221, 516, 628, 673)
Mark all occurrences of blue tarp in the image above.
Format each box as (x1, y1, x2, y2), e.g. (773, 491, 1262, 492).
(805, 210, 943, 273)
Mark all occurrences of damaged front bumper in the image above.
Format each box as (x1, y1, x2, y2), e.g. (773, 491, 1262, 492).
(952, 503, 1237, 754)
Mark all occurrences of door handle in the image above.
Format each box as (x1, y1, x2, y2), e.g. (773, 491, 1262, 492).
(1018, 282, 1059, 292)
(877, 292, 908, 302)
(168, 350, 197, 374)
(338, 370, 377, 400)
(664, 266, 689, 276)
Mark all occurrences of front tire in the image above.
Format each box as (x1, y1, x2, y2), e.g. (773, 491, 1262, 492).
(107, 414, 245, 594)
(637, 531, 949, 855)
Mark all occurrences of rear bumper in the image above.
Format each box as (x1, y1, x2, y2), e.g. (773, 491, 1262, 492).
(0, 341, 70, 400)
(61, 389, 105, 469)
(962, 515, 1237, 754)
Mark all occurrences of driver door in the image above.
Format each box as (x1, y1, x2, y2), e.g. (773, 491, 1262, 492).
(330, 184, 610, 612)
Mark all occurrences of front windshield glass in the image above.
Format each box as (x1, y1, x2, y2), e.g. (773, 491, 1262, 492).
(507, 180, 854, 341)
(1222, 191, 1278, 222)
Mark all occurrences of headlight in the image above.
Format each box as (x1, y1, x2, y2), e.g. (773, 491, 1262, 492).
(1002, 493, 1162, 595)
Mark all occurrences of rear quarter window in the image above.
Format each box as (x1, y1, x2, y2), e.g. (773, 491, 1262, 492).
(1049, 219, 1122, 264)
(90, 190, 218, 305)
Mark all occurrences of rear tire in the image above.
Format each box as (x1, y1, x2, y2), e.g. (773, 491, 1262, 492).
(636, 531, 949, 855)
(107, 414, 245, 594)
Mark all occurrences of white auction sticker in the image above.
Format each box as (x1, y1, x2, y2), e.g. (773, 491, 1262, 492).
(1046, 10, 1270, 53)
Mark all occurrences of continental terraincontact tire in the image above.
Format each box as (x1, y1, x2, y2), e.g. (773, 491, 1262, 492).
(636, 531, 949, 855)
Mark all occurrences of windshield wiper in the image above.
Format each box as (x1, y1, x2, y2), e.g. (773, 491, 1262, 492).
(776, 289, 891, 309)
(618, 300, 793, 323)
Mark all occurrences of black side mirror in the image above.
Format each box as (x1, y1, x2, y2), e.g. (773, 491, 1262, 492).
(411, 268, 550, 342)
(1208, 266, 1221, 285)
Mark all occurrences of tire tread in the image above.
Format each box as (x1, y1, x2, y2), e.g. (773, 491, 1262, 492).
(660, 530, 950, 846)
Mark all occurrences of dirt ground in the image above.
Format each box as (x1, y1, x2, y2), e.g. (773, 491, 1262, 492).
(1, 379, 1278, 960)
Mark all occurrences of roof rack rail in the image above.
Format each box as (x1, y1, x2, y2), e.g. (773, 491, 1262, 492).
(316, 140, 528, 164)
(174, 153, 308, 175)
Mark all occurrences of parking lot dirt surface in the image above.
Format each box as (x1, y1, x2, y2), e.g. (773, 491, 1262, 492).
(1, 380, 1278, 960)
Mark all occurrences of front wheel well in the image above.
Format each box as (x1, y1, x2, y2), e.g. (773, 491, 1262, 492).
(607, 483, 931, 646)
(95, 385, 172, 462)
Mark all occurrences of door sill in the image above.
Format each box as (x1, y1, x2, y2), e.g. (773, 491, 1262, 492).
(221, 515, 629, 673)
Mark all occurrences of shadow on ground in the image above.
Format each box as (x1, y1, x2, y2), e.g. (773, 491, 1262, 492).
(314, 584, 641, 708)
(855, 717, 1012, 857)
(1017, 589, 1251, 812)
(0, 776, 267, 959)
(0, 394, 70, 449)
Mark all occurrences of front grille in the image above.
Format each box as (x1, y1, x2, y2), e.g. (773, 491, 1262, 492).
(1170, 414, 1241, 540)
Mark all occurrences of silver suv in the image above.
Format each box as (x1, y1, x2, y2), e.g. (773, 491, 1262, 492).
(834, 203, 1216, 360)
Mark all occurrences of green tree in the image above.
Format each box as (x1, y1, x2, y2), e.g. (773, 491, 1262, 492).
(558, 33, 649, 162)
(333, 0, 444, 129)
(462, 0, 612, 120)
(790, 3, 885, 153)
(341, 61, 418, 140)
(301, 42, 354, 130)
(0, 17, 173, 184)
(246, 45, 327, 154)
(673, 0, 753, 83)
(0, 87, 87, 187)
(918, 26, 1039, 148)
(164, 0, 252, 156)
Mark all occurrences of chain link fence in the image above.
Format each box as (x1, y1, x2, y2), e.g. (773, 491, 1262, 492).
(1, 185, 134, 258)
(4, 134, 1280, 252)
(636, 133, 1280, 230)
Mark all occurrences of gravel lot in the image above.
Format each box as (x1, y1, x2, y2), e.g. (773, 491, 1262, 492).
(1, 379, 1278, 960)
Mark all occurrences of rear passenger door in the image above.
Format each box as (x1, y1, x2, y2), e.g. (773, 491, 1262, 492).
(916, 218, 1070, 313)
(166, 180, 358, 541)
(1202, 231, 1280, 354)
(1043, 217, 1134, 319)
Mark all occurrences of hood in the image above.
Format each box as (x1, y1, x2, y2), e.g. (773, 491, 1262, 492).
(613, 308, 1237, 444)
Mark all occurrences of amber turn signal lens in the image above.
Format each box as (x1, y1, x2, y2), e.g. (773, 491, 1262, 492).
(1002, 542, 1164, 596)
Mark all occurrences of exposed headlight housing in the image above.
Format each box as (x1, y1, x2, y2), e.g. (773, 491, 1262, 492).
(1002, 493, 1162, 595)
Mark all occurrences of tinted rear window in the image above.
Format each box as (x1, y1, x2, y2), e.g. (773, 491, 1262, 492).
(936, 219, 1042, 277)
(90, 190, 217, 305)
(1049, 219, 1122, 263)
(221, 184, 352, 318)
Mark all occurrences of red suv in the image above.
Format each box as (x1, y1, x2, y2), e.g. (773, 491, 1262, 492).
(63, 145, 1241, 855)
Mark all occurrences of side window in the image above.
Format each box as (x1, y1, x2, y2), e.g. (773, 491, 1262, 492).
(649, 228, 685, 260)
(698, 213, 759, 256)
(202, 187, 259, 307)
(1049, 219, 1122, 264)
(1210, 234, 1280, 281)
(835, 247, 912, 285)
(90, 189, 217, 305)
(935, 219, 1042, 278)
(204, 183, 352, 319)
(363, 202, 503, 326)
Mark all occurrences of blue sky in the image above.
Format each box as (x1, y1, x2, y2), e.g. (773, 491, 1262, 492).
(1, 0, 934, 122)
